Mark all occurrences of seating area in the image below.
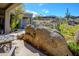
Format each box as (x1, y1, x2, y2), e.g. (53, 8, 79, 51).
(0, 35, 16, 56)
(0, 3, 23, 56)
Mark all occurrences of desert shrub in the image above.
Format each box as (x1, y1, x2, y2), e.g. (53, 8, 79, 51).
(16, 19, 21, 29)
(50, 24, 60, 31)
(59, 24, 79, 36)
(68, 42, 79, 55)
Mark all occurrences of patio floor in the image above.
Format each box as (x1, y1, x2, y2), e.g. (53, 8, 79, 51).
(0, 29, 46, 56)
(13, 40, 46, 56)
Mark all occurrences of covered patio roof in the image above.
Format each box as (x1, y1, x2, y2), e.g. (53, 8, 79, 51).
(0, 3, 13, 9)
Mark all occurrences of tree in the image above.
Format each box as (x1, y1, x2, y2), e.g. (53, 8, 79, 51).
(10, 4, 24, 31)
(10, 14, 16, 31)
(65, 8, 70, 21)
(15, 4, 24, 28)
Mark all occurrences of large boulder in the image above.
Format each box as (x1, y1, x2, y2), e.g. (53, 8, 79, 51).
(17, 25, 72, 56)
(33, 27, 72, 56)
(25, 24, 35, 38)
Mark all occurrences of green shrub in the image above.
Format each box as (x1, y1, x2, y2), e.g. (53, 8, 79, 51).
(10, 18, 16, 31)
(59, 24, 79, 36)
(68, 42, 79, 55)
(16, 19, 21, 28)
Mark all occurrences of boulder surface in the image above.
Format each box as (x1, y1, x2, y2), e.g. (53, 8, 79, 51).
(17, 25, 72, 56)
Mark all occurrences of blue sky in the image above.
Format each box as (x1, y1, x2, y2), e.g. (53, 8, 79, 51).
(24, 3, 79, 17)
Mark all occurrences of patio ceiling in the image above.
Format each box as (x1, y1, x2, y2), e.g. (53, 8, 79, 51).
(0, 3, 13, 9)
(0, 3, 21, 17)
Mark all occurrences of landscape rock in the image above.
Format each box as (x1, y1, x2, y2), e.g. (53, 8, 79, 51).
(25, 24, 35, 38)
(17, 25, 72, 56)
(34, 27, 72, 56)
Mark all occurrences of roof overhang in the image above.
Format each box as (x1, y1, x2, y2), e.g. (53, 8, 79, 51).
(0, 3, 13, 10)
(0, 3, 21, 18)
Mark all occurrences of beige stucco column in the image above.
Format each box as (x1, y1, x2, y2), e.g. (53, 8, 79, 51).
(5, 4, 21, 33)
(5, 10, 11, 33)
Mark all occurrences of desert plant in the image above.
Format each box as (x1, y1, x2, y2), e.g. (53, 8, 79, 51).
(10, 4, 24, 31)
(15, 19, 21, 29)
(68, 42, 79, 55)
(10, 15, 16, 31)
(59, 24, 79, 36)
(65, 8, 71, 21)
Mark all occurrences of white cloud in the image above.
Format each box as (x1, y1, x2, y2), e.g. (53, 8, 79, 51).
(45, 10, 49, 13)
(42, 9, 49, 14)
(38, 3, 44, 7)
(25, 10, 38, 15)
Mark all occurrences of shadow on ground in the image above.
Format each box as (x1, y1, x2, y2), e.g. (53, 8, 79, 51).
(24, 41, 46, 56)
(0, 48, 5, 53)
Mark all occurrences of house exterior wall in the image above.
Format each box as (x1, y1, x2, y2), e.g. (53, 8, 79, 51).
(21, 18, 27, 29)
(21, 13, 33, 29)
(21, 12, 38, 28)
